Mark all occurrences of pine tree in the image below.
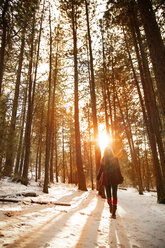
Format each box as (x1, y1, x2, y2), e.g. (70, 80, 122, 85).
(137, 0, 165, 116)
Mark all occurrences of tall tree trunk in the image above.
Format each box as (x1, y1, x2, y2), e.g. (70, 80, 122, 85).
(22, 14, 35, 185)
(107, 83, 113, 136)
(116, 93, 141, 190)
(123, 27, 156, 191)
(14, 87, 27, 177)
(101, 28, 109, 135)
(38, 145, 42, 180)
(62, 124, 65, 183)
(35, 109, 44, 182)
(0, 0, 9, 170)
(71, 2, 87, 191)
(69, 141, 73, 184)
(4, 31, 25, 176)
(19, 139, 25, 177)
(122, 86, 143, 194)
(50, 36, 58, 183)
(137, 0, 165, 115)
(69, 110, 74, 184)
(31, 0, 45, 110)
(127, 12, 165, 202)
(112, 58, 117, 145)
(0, 97, 7, 172)
(54, 113, 58, 183)
(35, 143, 39, 182)
(43, 4, 52, 193)
(0, 0, 9, 95)
(144, 134, 151, 191)
(22, 1, 44, 185)
(87, 104, 94, 190)
(85, 0, 102, 194)
(49, 132, 54, 183)
(130, 5, 165, 179)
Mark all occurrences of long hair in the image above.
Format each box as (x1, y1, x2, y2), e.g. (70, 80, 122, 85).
(101, 145, 114, 167)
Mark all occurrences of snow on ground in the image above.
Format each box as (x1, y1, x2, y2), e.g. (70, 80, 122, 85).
(0, 178, 165, 248)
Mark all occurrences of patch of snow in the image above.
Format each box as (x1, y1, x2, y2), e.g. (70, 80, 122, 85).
(0, 178, 165, 248)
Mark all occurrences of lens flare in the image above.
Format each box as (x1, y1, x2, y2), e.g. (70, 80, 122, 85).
(98, 131, 112, 156)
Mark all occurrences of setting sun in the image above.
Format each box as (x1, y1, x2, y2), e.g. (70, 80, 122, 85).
(98, 131, 112, 156)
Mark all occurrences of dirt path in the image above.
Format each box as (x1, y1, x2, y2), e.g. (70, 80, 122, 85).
(0, 188, 165, 248)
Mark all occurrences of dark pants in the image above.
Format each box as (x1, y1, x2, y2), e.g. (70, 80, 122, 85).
(105, 184, 118, 205)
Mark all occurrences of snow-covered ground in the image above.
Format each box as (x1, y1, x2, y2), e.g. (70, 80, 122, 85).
(0, 178, 165, 248)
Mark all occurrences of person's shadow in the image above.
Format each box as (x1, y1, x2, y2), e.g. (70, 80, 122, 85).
(74, 196, 105, 248)
(7, 191, 101, 248)
(109, 208, 139, 248)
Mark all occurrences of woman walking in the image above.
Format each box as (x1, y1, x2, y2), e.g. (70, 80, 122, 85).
(97, 145, 123, 219)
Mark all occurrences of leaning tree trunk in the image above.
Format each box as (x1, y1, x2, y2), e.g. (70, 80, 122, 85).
(128, 9, 165, 202)
(71, 2, 87, 191)
(137, 0, 165, 116)
(130, 6, 165, 179)
(116, 93, 140, 189)
(123, 27, 156, 192)
(121, 87, 144, 194)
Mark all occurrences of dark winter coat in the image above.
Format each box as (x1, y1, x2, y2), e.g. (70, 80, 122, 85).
(97, 157, 123, 186)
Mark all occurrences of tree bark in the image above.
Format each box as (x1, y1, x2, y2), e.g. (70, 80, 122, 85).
(101, 28, 109, 135)
(87, 104, 94, 190)
(54, 115, 58, 183)
(85, 0, 102, 194)
(130, 5, 165, 179)
(137, 0, 165, 115)
(43, 4, 52, 193)
(31, 0, 45, 111)
(0, 0, 9, 96)
(50, 36, 58, 183)
(127, 8, 165, 202)
(71, 2, 87, 191)
(62, 122, 65, 183)
(22, 14, 35, 185)
(14, 87, 27, 177)
(4, 31, 25, 176)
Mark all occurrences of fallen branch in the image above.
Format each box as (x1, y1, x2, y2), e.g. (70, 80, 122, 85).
(31, 199, 71, 206)
(0, 198, 71, 206)
(0, 192, 38, 198)
(0, 198, 21, 203)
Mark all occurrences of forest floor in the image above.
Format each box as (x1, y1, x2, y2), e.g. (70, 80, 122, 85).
(0, 178, 165, 248)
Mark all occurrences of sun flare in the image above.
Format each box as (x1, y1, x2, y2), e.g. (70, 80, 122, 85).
(98, 131, 112, 156)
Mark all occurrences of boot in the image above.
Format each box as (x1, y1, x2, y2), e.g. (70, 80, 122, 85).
(111, 204, 117, 219)
(109, 202, 113, 214)
(107, 199, 112, 214)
